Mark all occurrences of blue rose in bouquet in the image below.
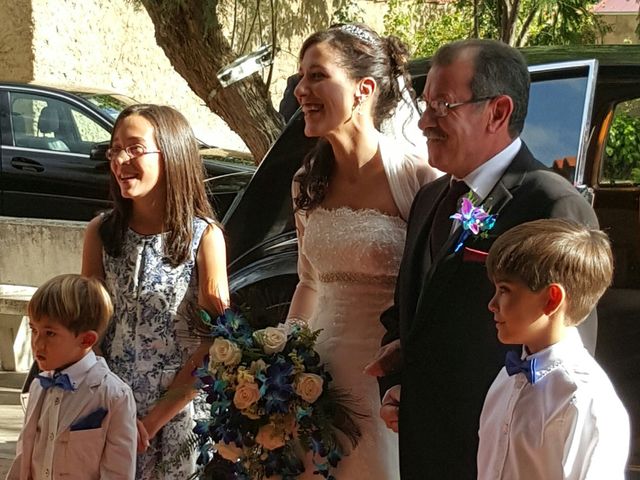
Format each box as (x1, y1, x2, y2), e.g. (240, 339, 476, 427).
(192, 309, 362, 479)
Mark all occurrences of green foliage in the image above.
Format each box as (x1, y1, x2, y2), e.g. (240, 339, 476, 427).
(384, 0, 608, 56)
(604, 112, 640, 184)
(384, 0, 471, 57)
(523, 0, 611, 46)
(331, 1, 366, 25)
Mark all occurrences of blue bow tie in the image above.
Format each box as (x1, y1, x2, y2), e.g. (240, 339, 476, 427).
(505, 350, 537, 384)
(37, 373, 75, 391)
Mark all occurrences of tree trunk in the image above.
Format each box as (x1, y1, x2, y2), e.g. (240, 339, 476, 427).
(499, 0, 521, 46)
(140, 0, 284, 163)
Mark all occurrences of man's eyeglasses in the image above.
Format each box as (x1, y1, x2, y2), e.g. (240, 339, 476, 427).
(106, 144, 161, 162)
(415, 96, 497, 118)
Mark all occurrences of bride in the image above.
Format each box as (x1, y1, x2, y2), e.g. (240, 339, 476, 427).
(285, 23, 440, 479)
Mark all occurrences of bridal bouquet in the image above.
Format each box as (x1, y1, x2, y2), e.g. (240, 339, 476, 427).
(192, 309, 362, 479)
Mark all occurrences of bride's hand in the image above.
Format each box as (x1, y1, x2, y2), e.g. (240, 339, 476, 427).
(364, 339, 402, 376)
(380, 385, 401, 433)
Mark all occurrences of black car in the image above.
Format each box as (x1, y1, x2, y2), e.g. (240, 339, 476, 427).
(0, 82, 254, 221)
(223, 45, 640, 474)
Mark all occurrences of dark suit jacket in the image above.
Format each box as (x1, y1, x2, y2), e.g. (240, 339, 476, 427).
(380, 144, 598, 479)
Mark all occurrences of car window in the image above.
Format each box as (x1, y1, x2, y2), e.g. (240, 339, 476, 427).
(600, 98, 640, 185)
(75, 93, 136, 120)
(70, 109, 111, 144)
(522, 60, 597, 185)
(10, 92, 110, 154)
(592, 96, 640, 472)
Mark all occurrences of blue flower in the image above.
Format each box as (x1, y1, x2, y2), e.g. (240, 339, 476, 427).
(263, 357, 295, 414)
(193, 419, 210, 436)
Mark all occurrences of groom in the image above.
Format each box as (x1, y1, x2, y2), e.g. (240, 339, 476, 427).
(367, 39, 598, 479)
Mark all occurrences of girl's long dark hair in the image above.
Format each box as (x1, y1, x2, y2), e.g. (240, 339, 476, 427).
(100, 104, 215, 266)
(294, 24, 413, 212)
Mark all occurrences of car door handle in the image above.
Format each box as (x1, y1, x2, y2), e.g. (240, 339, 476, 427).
(11, 157, 45, 173)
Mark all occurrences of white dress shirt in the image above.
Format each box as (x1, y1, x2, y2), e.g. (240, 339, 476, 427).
(461, 137, 521, 203)
(477, 328, 630, 480)
(443, 137, 520, 238)
(31, 351, 97, 480)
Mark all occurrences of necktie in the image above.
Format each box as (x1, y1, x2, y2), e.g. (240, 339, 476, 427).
(37, 373, 75, 391)
(505, 350, 537, 384)
(429, 180, 470, 257)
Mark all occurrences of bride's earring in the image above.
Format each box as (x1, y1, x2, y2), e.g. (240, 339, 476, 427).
(354, 95, 364, 116)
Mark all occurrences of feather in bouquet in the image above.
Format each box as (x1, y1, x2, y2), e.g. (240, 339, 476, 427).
(192, 309, 364, 480)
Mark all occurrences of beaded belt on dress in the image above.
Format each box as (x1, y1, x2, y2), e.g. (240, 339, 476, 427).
(318, 272, 396, 285)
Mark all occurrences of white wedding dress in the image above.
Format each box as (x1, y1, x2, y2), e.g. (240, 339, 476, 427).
(298, 206, 406, 479)
(287, 131, 440, 479)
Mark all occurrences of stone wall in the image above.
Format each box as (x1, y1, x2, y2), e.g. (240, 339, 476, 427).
(598, 14, 639, 44)
(1, 0, 389, 153)
(26, 0, 246, 150)
(0, 216, 85, 372)
(253, 0, 389, 107)
(0, 217, 84, 287)
(0, 0, 34, 81)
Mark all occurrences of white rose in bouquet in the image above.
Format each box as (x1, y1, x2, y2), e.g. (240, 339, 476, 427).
(295, 373, 324, 403)
(253, 326, 288, 354)
(215, 441, 243, 462)
(233, 381, 261, 410)
(209, 338, 242, 367)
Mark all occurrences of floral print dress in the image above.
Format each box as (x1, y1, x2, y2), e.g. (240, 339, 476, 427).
(101, 217, 209, 479)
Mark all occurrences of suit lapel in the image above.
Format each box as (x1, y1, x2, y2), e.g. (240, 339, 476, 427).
(20, 384, 47, 477)
(415, 176, 450, 269)
(400, 176, 450, 322)
(408, 145, 536, 337)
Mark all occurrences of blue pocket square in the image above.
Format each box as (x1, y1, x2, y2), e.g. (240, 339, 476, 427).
(70, 407, 108, 431)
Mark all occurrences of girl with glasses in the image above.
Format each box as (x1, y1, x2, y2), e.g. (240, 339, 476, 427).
(81, 104, 230, 479)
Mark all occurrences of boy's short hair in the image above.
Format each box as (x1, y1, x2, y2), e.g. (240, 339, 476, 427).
(28, 274, 113, 335)
(486, 219, 613, 325)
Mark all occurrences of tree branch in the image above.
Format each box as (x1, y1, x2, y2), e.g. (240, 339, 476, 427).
(141, 0, 283, 162)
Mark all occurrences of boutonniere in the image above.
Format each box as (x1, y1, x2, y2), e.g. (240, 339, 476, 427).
(450, 195, 497, 252)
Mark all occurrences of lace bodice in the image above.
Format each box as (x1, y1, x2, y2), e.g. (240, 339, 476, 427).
(302, 207, 406, 282)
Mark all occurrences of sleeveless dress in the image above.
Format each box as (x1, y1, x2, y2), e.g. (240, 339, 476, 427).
(299, 207, 406, 479)
(101, 217, 209, 479)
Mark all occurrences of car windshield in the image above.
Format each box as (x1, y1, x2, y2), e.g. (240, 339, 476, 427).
(73, 92, 137, 120)
(74, 92, 212, 148)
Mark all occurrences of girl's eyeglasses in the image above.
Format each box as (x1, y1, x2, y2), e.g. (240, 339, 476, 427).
(106, 144, 161, 162)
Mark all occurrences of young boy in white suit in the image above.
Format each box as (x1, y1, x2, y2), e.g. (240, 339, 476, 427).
(477, 219, 630, 480)
(7, 274, 136, 480)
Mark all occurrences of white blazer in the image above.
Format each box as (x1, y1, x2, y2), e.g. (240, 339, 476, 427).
(6, 357, 137, 480)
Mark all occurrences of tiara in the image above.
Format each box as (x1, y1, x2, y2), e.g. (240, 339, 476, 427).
(337, 24, 377, 45)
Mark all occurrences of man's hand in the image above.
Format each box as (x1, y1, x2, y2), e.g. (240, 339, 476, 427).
(380, 385, 401, 433)
(364, 339, 402, 377)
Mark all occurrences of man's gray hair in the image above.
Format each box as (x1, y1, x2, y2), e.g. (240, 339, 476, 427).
(432, 39, 530, 137)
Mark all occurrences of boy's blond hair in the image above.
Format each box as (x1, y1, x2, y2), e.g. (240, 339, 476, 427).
(28, 274, 113, 335)
(486, 219, 613, 325)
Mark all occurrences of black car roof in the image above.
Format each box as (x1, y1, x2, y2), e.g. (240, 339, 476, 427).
(0, 81, 118, 96)
(520, 44, 640, 66)
(408, 44, 640, 77)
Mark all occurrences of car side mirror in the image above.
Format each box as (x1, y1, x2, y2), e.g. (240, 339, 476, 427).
(90, 141, 109, 162)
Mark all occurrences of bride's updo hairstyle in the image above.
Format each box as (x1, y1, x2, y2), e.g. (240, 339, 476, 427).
(294, 23, 412, 212)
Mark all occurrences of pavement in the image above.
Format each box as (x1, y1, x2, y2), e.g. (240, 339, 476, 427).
(0, 372, 26, 477)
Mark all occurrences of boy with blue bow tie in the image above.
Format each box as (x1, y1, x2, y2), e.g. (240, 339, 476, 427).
(7, 274, 136, 480)
(477, 219, 630, 480)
